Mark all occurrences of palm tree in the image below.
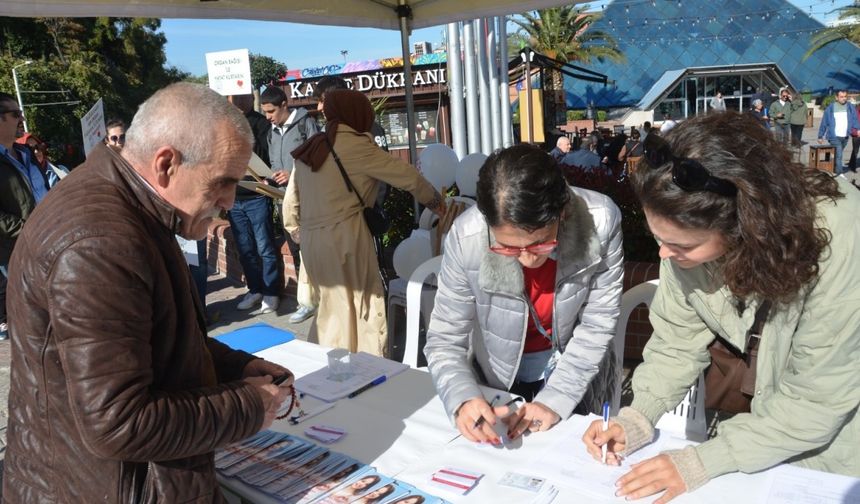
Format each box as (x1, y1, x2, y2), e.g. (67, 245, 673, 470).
(512, 6, 624, 129)
(804, 3, 860, 60)
(512, 6, 624, 65)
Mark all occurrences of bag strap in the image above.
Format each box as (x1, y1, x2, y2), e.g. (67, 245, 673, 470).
(743, 299, 772, 355)
(324, 136, 367, 208)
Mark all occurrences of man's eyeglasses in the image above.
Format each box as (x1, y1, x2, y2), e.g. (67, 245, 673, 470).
(108, 134, 126, 143)
(643, 134, 737, 198)
(0, 109, 24, 119)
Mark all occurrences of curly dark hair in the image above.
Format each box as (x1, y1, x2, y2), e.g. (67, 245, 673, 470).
(631, 111, 842, 303)
(476, 143, 571, 232)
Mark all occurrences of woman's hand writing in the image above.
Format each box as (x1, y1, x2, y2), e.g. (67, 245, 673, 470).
(582, 418, 626, 466)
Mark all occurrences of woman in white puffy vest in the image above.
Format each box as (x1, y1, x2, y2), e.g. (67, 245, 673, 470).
(424, 143, 624, 444)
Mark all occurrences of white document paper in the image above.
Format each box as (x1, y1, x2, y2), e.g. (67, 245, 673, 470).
(526, 427, 692, 500)
(175, 236, 199, 266)
(294, 351, 408, 402)
(765, 464, 860, 504)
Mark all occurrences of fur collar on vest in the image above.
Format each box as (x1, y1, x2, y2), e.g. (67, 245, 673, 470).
(478, 191, 601, 296)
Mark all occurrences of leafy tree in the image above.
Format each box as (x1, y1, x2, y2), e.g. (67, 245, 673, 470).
(804, 3, 860, 60)
(249, 53, 287, 90)
(0, 17, 186, 166)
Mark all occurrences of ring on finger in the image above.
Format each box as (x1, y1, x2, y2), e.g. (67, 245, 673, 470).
(530, 419, 542, 428)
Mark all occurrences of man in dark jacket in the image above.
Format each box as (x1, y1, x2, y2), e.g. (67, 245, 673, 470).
(0, 92, 41, 341)
(3, 83, 293, 503)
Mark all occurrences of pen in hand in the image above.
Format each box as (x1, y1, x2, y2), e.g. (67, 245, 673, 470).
(601, 401, 610, 464)
(472, 394, 501, 429)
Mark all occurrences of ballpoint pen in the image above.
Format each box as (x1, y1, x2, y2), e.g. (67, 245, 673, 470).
(347, 375, 386, 398)
(601, 401, 610, 464)
(472, 394, 501, 429)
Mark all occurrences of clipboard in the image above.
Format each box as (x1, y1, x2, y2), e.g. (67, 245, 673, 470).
(238, 180, 286, 199)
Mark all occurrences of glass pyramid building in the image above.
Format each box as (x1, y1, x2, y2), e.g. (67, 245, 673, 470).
(564, 0, 860, 108)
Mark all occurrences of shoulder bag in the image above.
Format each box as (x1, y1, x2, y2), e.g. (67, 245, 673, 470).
(703, 300, 771, 414)
(324, 137, 390, 238)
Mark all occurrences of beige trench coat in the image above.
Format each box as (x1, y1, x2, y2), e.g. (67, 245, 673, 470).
(288, 124, 437, 355)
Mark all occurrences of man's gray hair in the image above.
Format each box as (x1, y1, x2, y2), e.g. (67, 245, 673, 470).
(556, 136, 570, 147)
(124, 82, 252, 167)
(752, 99, 763, 107)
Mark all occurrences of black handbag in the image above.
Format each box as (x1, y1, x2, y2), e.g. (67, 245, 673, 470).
(325, 137, 390, 238)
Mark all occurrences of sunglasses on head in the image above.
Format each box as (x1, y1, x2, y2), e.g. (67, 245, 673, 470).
(108, 134, 126, 143)
(1, 109, 24, 119)
(643, 134, 737, 198)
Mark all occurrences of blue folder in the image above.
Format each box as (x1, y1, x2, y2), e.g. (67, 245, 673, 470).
(214, 323, 295, 353)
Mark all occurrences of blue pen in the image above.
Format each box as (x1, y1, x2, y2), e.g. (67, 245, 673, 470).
(348, 375, 386, 398)
(601, 401, 610, 464)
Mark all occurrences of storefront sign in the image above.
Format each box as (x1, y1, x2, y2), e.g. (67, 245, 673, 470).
(287, 68, 447, 99)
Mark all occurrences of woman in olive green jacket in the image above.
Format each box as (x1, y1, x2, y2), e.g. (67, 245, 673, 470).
(583, 111, 860, 502)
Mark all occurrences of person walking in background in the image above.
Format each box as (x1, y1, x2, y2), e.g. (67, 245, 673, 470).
(788, 88, 808, 148)
(3, 83, 293, 502)
(104, 118, 126, 150)
(818, 89, 860, 174)
(709, 92, 726, 112)
(769, 87, 793, 146)
(424, 144, 622, 445)
(291, 89, 445, 356)
(0, 92, 46, 341)
(550, 136, 571, 163)
(261, 86, 320, 321)
(849, 102, 860, 172)
(16, 132, 70, 188)
(750, 98, 770, 130)
(583, 112, 860, 502)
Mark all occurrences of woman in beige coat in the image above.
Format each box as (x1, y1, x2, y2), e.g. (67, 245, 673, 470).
(291, 89, 444, 356)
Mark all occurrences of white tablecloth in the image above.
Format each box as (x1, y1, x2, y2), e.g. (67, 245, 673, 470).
(220, 340, 860, 504)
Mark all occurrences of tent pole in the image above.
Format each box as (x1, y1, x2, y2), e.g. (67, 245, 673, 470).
(498, 16, 513, 148)
(396, 0, 421, 220)
(447, 22, 467, 159)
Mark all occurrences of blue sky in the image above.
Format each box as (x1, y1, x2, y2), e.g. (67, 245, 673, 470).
(160, 0, 852, 77)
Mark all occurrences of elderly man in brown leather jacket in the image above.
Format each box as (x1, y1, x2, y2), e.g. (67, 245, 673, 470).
(3, 83, 293, 503)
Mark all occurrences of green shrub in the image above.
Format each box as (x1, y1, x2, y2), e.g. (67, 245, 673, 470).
(820, 94, 835, 109)
(567, 110, 586, 121)
(597, 110, 607, 122)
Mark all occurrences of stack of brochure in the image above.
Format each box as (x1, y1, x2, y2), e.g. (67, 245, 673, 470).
(216, 430, 451, 504)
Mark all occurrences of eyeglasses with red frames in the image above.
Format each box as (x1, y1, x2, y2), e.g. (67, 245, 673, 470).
(488, 236, 559, 257)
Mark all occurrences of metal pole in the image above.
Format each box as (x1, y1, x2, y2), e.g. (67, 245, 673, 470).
(12, 60, 32, 133)
(475, 19, 492, 155)
(463, 21, 480, 154)
(395, 1, 421, 222)
(487, 18, 502, 151)
(525, 49, 534, 144)
(447, 22, 467, 159)
(498, 16, 513, 148)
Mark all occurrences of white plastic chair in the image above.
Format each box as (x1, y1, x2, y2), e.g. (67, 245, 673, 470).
(656, 372, 708, 442)
(387, 236, 433, 358)
(614, 279, 659, 415)
(618, 279, 708, 442)
(402, 255, 443, 368)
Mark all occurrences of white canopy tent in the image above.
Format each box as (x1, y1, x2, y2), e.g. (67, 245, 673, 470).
(1, 0, 583, 162)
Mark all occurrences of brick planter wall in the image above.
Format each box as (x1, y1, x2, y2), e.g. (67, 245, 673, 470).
(207, 219, 297, 297)
(621, 261, 660, 362)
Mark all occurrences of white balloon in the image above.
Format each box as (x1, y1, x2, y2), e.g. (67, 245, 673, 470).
(417, 144, 458, 191)
(456, 153, 487, 197)
(392, 235, 432, 279)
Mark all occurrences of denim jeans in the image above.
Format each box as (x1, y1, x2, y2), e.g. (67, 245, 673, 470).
(774, 123, 791, 146)
(830, 136, 850, 174)
(228, 196, 280, 296)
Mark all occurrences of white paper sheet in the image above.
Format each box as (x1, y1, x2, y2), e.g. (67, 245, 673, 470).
(765, 464, 860, 504)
